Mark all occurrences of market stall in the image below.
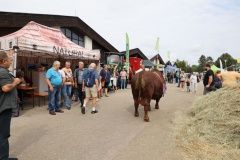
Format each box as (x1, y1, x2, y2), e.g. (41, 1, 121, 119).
(0, 21, 100, 94)
(0, 21, 100, 64)
(143, 60, 156, 68)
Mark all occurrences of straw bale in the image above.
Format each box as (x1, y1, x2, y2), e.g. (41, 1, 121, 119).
(174, 84, 240, 160)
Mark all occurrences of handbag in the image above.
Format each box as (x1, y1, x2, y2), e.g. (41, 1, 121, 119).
(72, 88, 78, 101)
(101, 70, 107, 87)
(101, 81, 105, 87)
(108, 81, 112, 87)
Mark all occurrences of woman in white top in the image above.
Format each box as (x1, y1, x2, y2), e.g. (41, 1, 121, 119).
(180, 71, 186, 91)
(190, 72, 197, 93)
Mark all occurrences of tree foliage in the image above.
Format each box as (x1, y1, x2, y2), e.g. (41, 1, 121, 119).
(174, 53, 236, 73)
(214, 53, 237, 68)
(176, 59, 187, 71)
(191, 65, 198, 72)
(197, 55, 206, 72)
(206, 56, 214, 63)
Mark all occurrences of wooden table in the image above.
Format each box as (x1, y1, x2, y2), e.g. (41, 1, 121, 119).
(17, 86, 38, 110)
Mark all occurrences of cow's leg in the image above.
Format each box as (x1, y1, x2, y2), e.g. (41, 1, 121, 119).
(155, 98, 160, 109)
(134, 99, 139, 117)
(144, 105, 150, 122)
(148, 105, 151, 111)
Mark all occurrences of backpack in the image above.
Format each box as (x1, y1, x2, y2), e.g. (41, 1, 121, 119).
(71, 88, 78, 101)
(84, 70, 95, 87)
(64, 69, 73, 82)
(214, 76, 222, 89)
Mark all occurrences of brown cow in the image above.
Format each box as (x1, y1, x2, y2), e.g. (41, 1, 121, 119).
(131, 69, 164, 122)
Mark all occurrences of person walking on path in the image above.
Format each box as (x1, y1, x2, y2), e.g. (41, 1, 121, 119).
(46, 61, 64, 115)
(180, 70, 186, 91)
(113, 69, 119, 91)
(203, 63, 215, 95)
(190, 72, 198, 93)
(0, 51, 21, 160)
(74, 62, 85, 107)
(100, 65, 110, 97)
(109, 65, 114, 76)
(120, 68, 127, 90)
(81, 63, 99, 114)
(186, 74, 191, 92)
(61, 61, 73, 110)
(59, 69, 66, 108)
(218, 67, 240, 87)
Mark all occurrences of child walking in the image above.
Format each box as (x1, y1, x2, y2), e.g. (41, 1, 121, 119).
(186, 75, 191, 92)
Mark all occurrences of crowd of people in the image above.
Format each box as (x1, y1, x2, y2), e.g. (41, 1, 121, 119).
(45, 61, 130, 116)
(1, 48, 240, 159)
(175, 63, 240, 95)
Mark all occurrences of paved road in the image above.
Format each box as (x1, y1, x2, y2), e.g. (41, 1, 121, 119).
(10, 83, 203, 160)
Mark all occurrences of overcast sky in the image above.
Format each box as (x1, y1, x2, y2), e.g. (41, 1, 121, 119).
(1, 0, 240, 65)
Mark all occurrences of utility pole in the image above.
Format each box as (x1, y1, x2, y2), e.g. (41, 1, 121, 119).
(224, 60, 227, 69)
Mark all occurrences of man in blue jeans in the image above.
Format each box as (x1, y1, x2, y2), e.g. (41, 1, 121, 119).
(61, 61, 73, 110)
(46, 61, 64, 115)
(0, 51, 20, 160)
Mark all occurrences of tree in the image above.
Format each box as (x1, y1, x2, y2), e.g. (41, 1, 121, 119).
(215, 53, 237, 69)
(176, 59, 187, 71)
(191, 65, 198, 72)
(206, 56, 214, 64)
(186, 65, 192, 73)
(197, 55, 206, 72)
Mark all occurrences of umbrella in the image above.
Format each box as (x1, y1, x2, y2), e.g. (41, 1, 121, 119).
(165, 65, 177, 71)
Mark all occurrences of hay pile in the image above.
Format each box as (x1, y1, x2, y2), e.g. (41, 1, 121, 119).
(175, 84, 240, 160)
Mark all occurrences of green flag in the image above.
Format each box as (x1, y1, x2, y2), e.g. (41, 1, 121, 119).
(237, 58, 240, 63)
(126, 33, 130, 75)
(167, 51, 170, 60)
(155, 37, 160, 52)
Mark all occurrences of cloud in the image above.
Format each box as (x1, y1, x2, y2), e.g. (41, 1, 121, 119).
(1, 0, 240, 64)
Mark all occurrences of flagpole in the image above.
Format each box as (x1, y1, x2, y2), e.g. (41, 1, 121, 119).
(155, 37, 160, 69)
(126, 33, 129, 77)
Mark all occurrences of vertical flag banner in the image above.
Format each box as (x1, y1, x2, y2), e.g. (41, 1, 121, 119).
(155, 37, 160, 52)
(167, 51, 171, 61)
(219, 59, 224, 73)
(237, 58, 240, 63)
(126, 33, 130, 75)
(155, 37, 160, 69)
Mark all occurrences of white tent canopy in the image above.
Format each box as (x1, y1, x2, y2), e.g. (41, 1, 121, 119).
(0, 21, 100, 60)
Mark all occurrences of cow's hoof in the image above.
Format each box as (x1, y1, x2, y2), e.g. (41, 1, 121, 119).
(144, 118, 150, 122)
(155, 106, 159, 109)
(134, 113, 139, 117)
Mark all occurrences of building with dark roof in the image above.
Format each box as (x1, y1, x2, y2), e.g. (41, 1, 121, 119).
(121, 48, 148, 60)
(0, 11, 118, 63)
(150, 54, 165, 65)
(165, 61, 172, 66)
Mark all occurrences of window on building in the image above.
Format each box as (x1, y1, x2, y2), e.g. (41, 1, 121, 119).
(60, 28, 65, 35)
(61, 27, 84, 47)
(72, 39, 78, 45)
